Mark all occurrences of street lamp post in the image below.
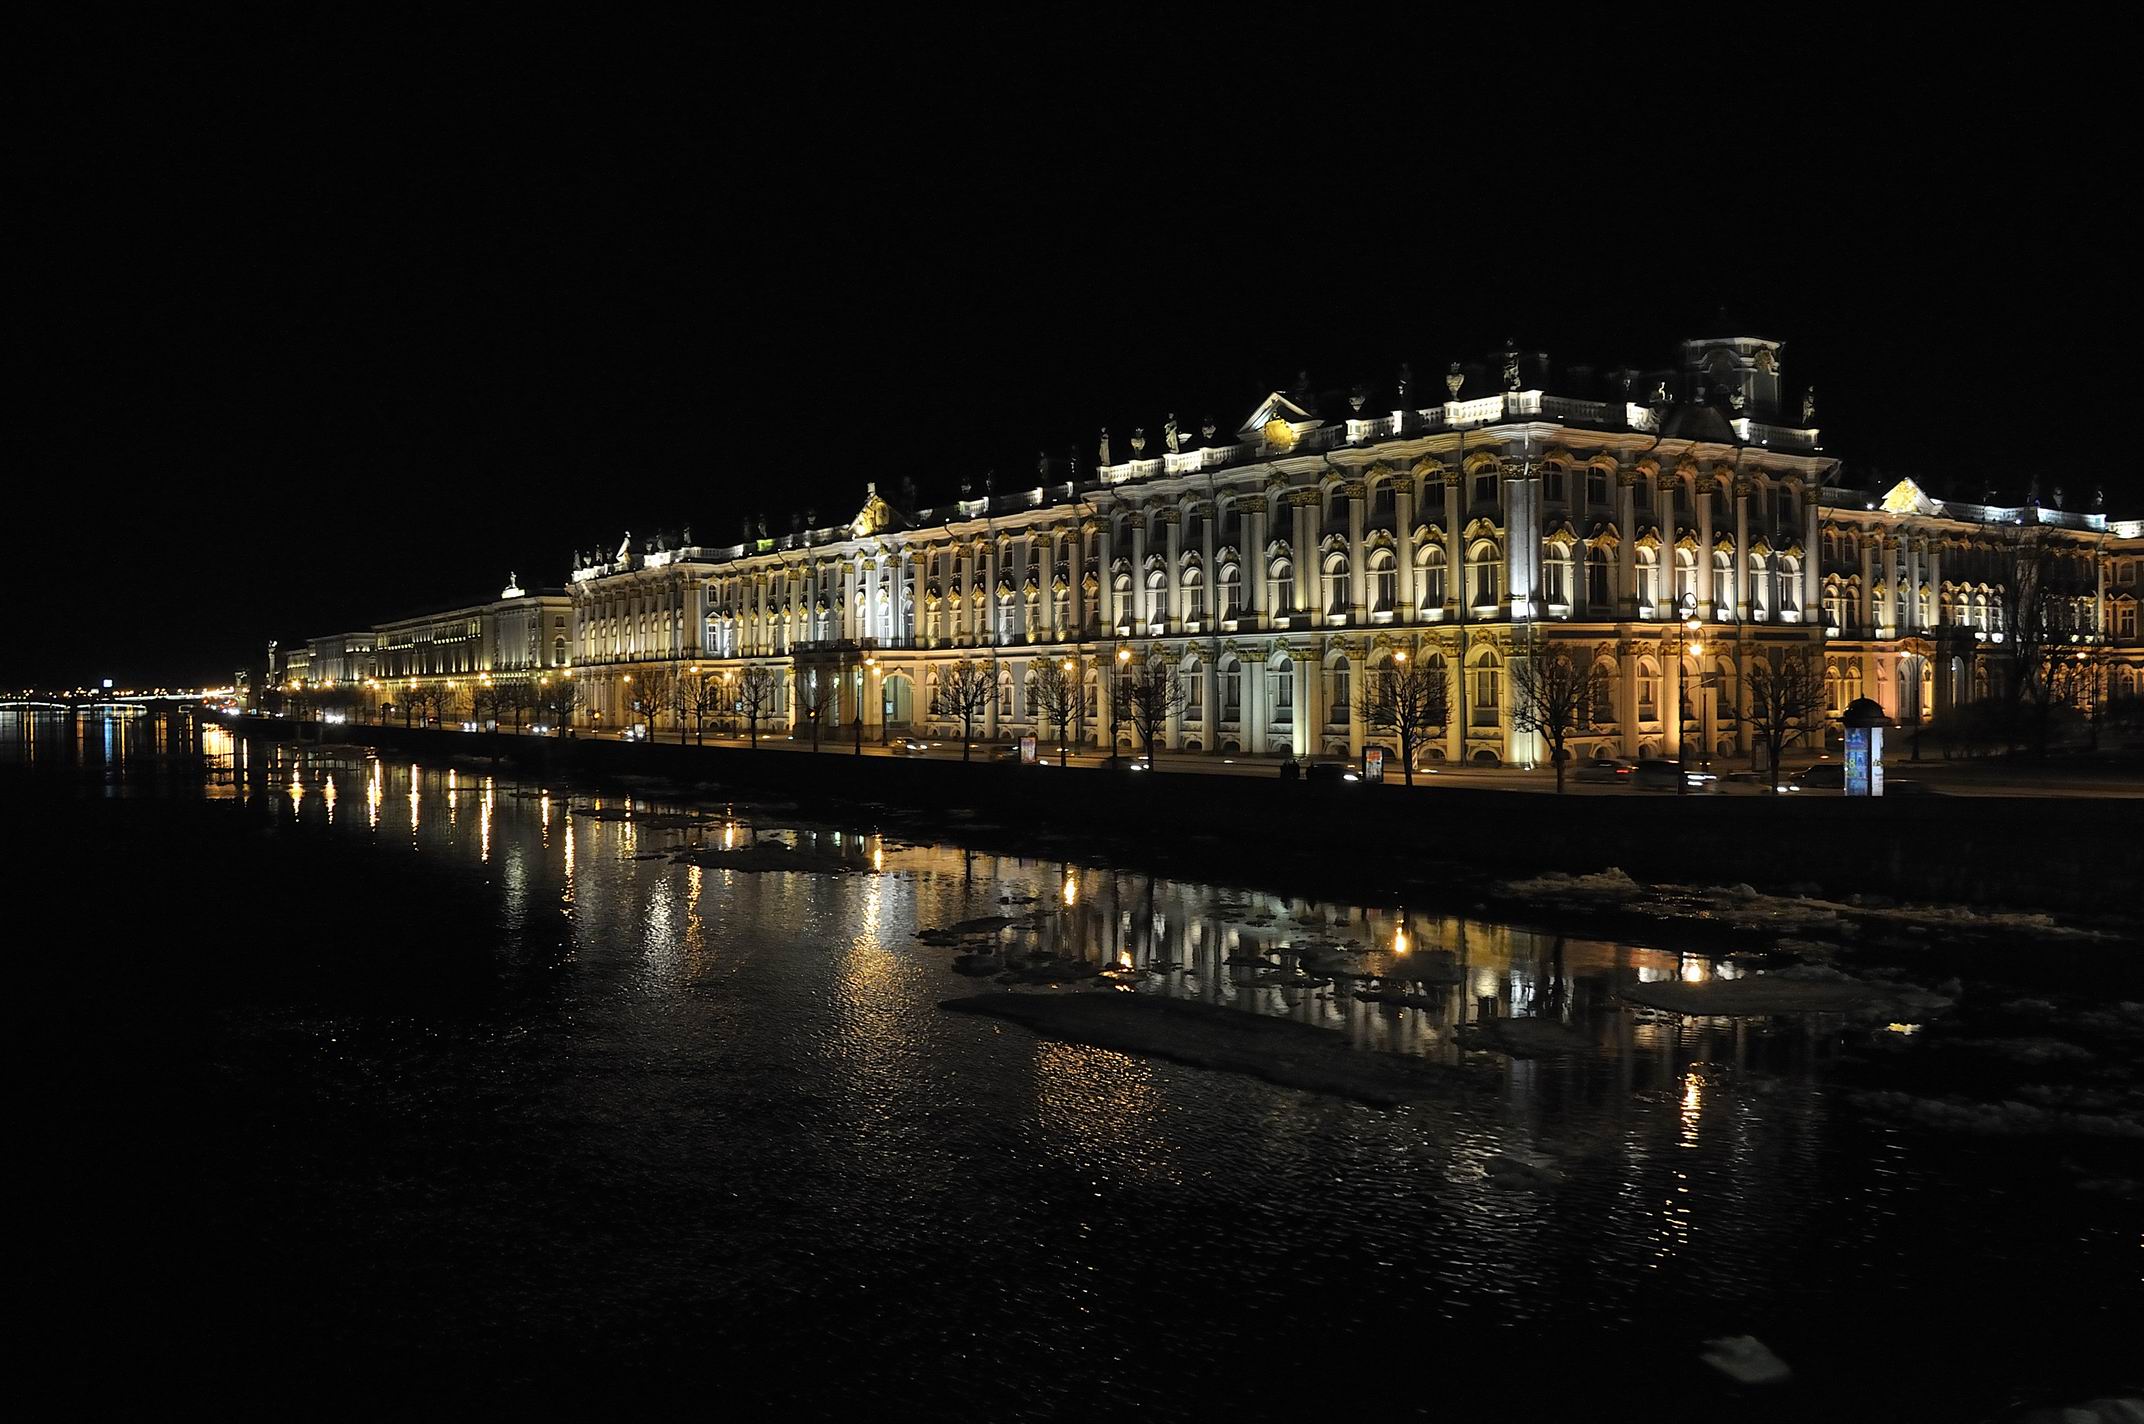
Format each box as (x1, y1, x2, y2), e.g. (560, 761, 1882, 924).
(1061, 656, 1077, 765)
(855, 657, 873, 755)
(1110, 645, 1130, 768)
(1675, 596, 1702, 795)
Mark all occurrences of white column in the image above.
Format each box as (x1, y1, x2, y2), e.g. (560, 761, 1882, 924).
(1396, 479, 1417, 621)
(1905, 534, 1922, 631)
(1733, 481, 1752, 621)
(1697, 476, 1716, 616)
(1860, 536, 1876, 631)
(1245, 500, 1267, 627)
(1346, 485, 1366, 619)
(1293, 496, 1314, 616)
(1803, 487, 1822, 618)
(1291, 654, 1313, 758)
(1131, 517, 1149, 626)
(984, 542, 1000, 645)
(1199, 504, 1217, 630)
(1616, 474, 1638, 617)
(1164, 512, 1182, 632)
(1095, 522, 1114, 631)
(1445, 476, 1463, 615)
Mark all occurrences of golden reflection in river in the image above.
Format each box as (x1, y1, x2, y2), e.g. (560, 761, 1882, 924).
(287, 769, 303, 814)
(561, 813, 575, 907)
(683, 864, 704, 960)
(321, 772, 336, 824)
(407, 768, 420, 837)
(1029, 1040, 1178, 1186)
(479, 777, 493, 863)
(366, 761, 382, 830)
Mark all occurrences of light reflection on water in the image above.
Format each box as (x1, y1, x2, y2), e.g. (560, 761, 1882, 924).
(5, 709, 2137, 1418)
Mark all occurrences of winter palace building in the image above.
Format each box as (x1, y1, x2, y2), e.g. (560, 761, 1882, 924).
(277, 335, 2144, 763)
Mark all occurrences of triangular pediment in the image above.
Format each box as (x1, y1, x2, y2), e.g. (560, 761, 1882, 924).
(1238, 391, 1317, 437)
(1879, 478, 1934, 516)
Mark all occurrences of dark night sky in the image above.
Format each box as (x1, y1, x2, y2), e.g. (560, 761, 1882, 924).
(16, 17, 2132, 687)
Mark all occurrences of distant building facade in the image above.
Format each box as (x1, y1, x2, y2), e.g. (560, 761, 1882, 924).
(278, 334, 2144, 756)
(268, 577, 570, 713)
(563, 336, 2142, 761)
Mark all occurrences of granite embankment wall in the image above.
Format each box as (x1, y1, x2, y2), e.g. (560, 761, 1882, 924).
(243, 720, 2141, 914)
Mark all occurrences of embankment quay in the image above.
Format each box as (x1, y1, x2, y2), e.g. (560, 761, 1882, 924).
(233, 716, 2141, 921)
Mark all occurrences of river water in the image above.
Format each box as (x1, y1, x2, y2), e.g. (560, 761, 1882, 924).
(9, 709, 2138, 1419)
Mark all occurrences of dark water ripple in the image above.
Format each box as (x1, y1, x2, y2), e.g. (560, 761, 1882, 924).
(9, 710, 2139, 1420)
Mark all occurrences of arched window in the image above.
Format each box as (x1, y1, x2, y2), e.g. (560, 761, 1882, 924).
(1322, 553, 1349, 615)
(1327, 660, 1351, 727)
(1218, 563, 1241, 620)
(1420, 545, 1448, 610)
(1748, 553, 1771, 618)
(1219, 656, 1242, 719)
(1778, 557, 1801, 616)
(1588, 546, 1612, 608)
(1369, 549, 1397, 612)
(1145, 567, 1168, 627)
(1583, 665, 1614, 728)
(1182, 565, 1205, 622)
(1468, 540, 1501, 611)
(1272, 558, 1295, 612)
(1542, 542, 1573, 610)
(1271, 662, 1294, 725)
(1674, 547, 1697, 604)
(1636, 547, 1660, 610)
(1471, 652, 1500, 726)
(1637, 659, 1660, 721)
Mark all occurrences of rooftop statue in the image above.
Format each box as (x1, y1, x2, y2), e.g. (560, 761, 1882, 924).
(1098, 426, 1110, 466)
(1802, 387, 1817, 426)
(1164, 415, 1180, 454)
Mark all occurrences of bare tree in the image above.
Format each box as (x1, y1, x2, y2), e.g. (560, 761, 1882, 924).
(1989, 524, 2057, 752)
(630, 669, 680, 742)
(1028, 659, 1080, 765)
(1508, 650, 1589, 793)
(683, 670, 727, 745)
(933, 659, 996, 762)
(399, 682, 448, 728)
(1744, 652, 1828, 791)
(494, 678, 539, 732)
(797, 669, 840, 752)
(735, 666, 779, 748)
(1113, 657, 1187, 770)
(541, 676, 585, 735)
(1357, 656, 1448, 786)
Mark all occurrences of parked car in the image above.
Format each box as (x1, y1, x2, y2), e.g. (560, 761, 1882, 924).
(1304, 761, 1362, 785)
(1795, 763, 1844, 789)
(1577, 756, 1637, 784)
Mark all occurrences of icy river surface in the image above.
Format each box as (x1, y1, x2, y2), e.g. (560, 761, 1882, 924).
(11, 711, 2140, 1420)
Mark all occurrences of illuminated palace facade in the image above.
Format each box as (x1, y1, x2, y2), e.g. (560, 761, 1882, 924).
(271, 577, 572, 702)
(563, 335, 2142, 763)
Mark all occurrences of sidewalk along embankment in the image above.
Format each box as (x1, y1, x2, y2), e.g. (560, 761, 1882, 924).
(238, 719, 2141, 917)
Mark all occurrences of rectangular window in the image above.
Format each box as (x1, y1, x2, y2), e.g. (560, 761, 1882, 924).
(1473, 474, 1498, 506)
